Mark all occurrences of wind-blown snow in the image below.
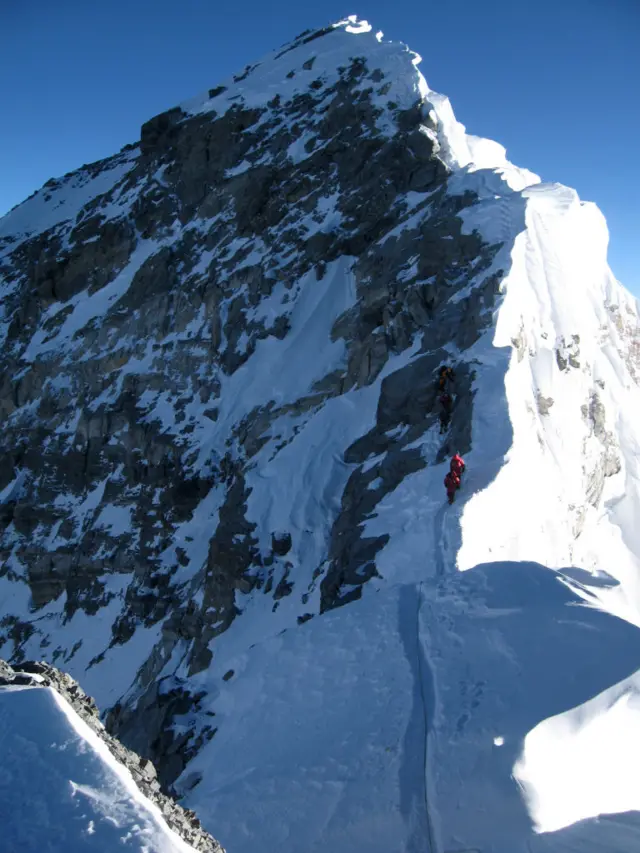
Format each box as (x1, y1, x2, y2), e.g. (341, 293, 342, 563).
(453, 180, 640, 626)
(0, 684, 199, 852)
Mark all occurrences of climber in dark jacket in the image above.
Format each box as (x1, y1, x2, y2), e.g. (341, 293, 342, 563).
(439, 392, 453, 433)
(438, 366, 455, 392)
(444, 470, 460, 504)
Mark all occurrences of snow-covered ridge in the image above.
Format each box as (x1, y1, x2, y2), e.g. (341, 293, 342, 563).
(0, 146, 138, 251)
(420, 84, 541, 190)
(181, 15, 542, 191)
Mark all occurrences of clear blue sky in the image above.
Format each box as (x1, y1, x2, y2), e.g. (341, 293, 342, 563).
(2, 0, 638, 294)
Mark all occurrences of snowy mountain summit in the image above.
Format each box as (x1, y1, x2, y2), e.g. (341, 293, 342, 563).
(1, 15, 640, 852)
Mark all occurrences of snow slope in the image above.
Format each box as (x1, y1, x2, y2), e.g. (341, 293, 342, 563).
(180, 564, 640, 853)
(0, 684, 200, 853)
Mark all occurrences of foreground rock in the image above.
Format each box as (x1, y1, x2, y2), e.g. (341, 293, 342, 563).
(0, 659, 224, 853)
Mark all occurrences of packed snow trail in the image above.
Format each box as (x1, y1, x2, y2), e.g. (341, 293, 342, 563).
(422, 458, 471, 852)
(398, 583, 435, 853)
(184, 587, 423, 853)
(433, 504, 447, 578)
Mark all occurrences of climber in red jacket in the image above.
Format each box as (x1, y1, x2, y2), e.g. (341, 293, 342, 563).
(450, 453, 465, 479)
(444, 470, 460, 504)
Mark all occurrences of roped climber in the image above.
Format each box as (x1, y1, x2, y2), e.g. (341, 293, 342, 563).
(438, 365, 455, 392)
(438, 392, 453, 433)
(450, 452, 465, 479)
(444, 453, 466, 504)
(444, 470, 460, 504)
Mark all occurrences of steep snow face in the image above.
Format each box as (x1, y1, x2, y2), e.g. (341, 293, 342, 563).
(0, 683, 203, 852)
(1, 14, 640, 853)
(459, 181, 640, 614)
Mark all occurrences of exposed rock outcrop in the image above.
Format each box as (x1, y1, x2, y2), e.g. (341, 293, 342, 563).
(582, 390, 621, 508)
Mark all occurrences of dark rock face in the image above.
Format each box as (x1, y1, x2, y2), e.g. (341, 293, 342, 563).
(140, 107, 187, 156)
(556, 334, 581, 371)
(536, 393, 554, 416)
(106, 676, 217, 791)
(0, 24, 506, 788)
(0, 659, 224, 853)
